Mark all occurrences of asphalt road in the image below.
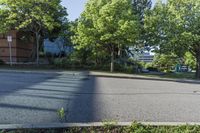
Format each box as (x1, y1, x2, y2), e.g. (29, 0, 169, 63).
(1, 71, 200, 124)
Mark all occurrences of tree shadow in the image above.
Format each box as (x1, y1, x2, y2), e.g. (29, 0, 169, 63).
(0, 71, 97, 124)
(66, 75, 97, 122)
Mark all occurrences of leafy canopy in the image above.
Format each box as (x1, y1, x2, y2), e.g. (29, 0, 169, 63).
(145, 0, 200, 56)
(0, 0, 67, 34)
(72, 0, 141, 50)
(145, 0, 200, 77)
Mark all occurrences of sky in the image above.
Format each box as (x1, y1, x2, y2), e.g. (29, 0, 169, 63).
(61, 0, 167, 21)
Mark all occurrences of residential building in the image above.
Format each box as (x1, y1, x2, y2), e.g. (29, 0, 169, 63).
(0, 30, 34, 63)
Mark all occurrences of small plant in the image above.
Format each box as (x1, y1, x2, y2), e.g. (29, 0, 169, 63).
(102, 120, 118, 130)
(57, 107, 66, 122)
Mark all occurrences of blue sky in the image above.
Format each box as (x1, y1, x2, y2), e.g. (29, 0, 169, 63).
(62, 0, 167, 21)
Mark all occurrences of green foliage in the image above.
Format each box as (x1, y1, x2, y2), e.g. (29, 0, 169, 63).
(153, 54, 179, 72)
(0, 0, 68, 63)
(125, 122, 150, 133)
(125, 122, 200, 133)
(144, 0, 200, 78)
(3, 122, 200, 133)
(57, 107, 66, 121)
(115, 63, 134, 73)
(144, 1, 170, 52)
(72, 0, 141, 72)
(0, 0, 67, 33)
(132, 0, 152, 23)
(184, 52, 196, 70)
(102, 120, 118, 131)
(145, 62, 154, 69)
(53, 57, 81, 69)
(138, 61, 146, 68)
(0, 59, 5, 65)
(132, 0, 152, 51)
(73, 0, 140, 47)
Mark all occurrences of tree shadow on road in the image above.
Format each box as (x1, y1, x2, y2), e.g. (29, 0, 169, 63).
(66, 75, 97, 123)
(0, 71, 97, 124)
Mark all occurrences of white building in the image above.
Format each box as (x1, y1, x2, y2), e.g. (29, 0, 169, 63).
(138, 53, 154, 63)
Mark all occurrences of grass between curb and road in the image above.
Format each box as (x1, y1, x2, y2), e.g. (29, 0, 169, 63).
(1, 122, 200, 133)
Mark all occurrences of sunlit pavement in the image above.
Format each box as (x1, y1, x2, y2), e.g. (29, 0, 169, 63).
(0, 71, 200, 124)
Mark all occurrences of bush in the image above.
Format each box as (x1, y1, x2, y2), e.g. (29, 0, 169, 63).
(45, 52, 55, 64)
(138, 61, 146, 68)
(147, 67, 159, 72)
(145, 62, 154, 69)
(114, 63, 136, 74)
(53, 58, 64, 67)
(53, 57, 82, 69)
(0, 59, 5, 65)
(153, 54, 179, 72)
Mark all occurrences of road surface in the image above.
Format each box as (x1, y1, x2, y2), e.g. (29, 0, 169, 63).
(0, 71, 200, 124)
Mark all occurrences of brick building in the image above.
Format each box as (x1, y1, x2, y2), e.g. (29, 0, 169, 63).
(0, 30, 34, 63)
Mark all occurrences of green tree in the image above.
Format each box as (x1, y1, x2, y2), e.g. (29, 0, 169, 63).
(132, 0, 152, 52)
(145, 0, 200, 78)
(72, 0, 141, 72)
(153, 54, 178, 72)
(184, 52, 196, 70)
(132, 0, 152, 23)
(0, 0, 68, 64)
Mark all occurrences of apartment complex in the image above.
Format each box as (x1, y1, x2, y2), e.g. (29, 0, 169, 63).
(0, 30, 34, 63)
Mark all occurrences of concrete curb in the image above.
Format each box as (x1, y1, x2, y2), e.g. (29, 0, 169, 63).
(0, 69, 81, 75)
(1, 122, 200, 130)
(89, 73, 200, 84)
(0, 69, 58, 74)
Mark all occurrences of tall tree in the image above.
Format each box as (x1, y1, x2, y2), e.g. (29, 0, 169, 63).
(132, 0, 152, 23)
(72, 0, 141, 72)
(131, 0, 152, 52)
(145, 0, 200, 78)
(0, 0, 68, 64)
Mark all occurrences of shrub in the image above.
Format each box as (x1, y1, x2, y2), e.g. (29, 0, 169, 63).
(147, 67, 159, 72)
(53, 58, 63, 67)
(53, 58, 78, 68)
(145, 62, 154, 69)
(0, 59, 5, 65)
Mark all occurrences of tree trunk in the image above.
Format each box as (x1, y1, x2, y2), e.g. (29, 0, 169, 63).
(30, 44, 36, 61)
(118, 44, 121, 57)
(196, 53, 200, 79)
(110, 50, 114, 73)
(35, 32, 40, 65)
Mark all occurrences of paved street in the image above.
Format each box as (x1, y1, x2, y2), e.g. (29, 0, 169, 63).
(1, 71, 200, 124)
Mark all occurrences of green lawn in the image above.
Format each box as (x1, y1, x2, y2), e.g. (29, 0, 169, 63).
(140, 72, 196, 80)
